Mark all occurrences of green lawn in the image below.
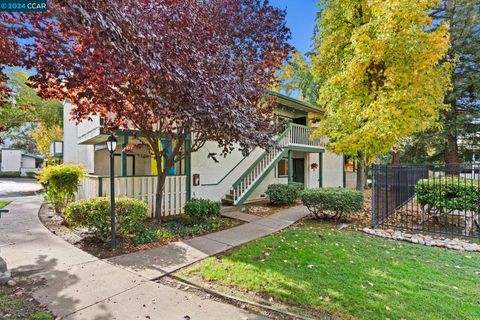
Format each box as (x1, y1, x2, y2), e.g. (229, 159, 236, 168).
(185, 222, 480, 320)
(0, 200, 10, 209)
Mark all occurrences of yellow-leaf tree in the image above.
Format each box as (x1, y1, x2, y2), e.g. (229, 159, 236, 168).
(307, 0, 452, 188)
(30, 123, 63, 163)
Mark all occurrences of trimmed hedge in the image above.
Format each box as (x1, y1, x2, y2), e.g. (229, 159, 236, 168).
(417, 177, 479, 212)
(300, 188, 364, 221)
(64, 197, 148, 241)
(288, 182, 304, 192)
(265, 183, 299, 205)
(0, 171, 21, 178)
(37, 164, 86, 213)
(184, 198, 221, 223)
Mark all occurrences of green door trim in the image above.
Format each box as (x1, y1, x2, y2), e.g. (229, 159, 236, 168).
(292, 158, 305, 184)
(319, 152, 323, 188)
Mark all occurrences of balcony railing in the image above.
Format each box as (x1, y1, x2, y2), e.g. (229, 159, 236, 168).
(286, 123, 326, 149)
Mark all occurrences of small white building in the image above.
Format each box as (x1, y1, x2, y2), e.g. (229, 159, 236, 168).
(63, 92, 355, 216)
(0, 149, 43, 176)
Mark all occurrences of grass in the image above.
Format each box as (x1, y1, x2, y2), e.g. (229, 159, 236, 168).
(185, 221, 480, 320)
(0, 287, 53, 320)
(0, 200, 10, 209)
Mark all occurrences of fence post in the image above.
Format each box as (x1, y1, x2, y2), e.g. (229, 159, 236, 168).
(371, 165, 375, 228)
(385, 165, 388, 218)
(98, 176, 103, 197)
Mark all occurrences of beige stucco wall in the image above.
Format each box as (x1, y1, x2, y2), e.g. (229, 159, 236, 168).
(93, 146, 152, 176)
(322, 151, 344, 188)
(63, 102, 95, 172)
(191, 141, 265, 201)
(1, 150, 22, 172)
(21, 156, 36, 169)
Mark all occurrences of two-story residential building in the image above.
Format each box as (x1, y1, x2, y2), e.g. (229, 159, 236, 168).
(0, 148, 43, 176)
(60, 91, 349, 216)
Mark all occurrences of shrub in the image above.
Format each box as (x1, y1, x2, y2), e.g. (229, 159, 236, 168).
(37, 164, 86, 213)
(0, 171, 21, 178)
(26, 171, 37, 178)
(300, 188, 364, 221)
(416, 177, 479, 212)
(288, 182, 304, 192)
(184, 198, 221, 223)
(64, 197, 148, 241)
(265, 183, 299, 205)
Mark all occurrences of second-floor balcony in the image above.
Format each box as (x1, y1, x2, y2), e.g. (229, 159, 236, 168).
(76, 116, 325, 151)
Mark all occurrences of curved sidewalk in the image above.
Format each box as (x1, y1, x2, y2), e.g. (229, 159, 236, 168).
(0, 196, 308, 319)
(106, 206, 309, 280)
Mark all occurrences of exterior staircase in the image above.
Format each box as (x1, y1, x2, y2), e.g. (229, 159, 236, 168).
(223, 123, 325, 206)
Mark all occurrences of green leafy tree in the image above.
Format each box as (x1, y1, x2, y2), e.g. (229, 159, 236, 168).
(279, 50, 319, 106)
(400, 0, 480, 164)
(282, 0, 452, 188)
(0, 70, 62, 157)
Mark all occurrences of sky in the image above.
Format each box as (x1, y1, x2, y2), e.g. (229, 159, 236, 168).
(270, 0, 318, 54)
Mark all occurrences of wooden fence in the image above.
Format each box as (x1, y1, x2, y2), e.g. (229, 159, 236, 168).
(77, 175, 187, 217)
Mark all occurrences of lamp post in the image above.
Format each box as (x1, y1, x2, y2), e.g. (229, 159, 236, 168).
(106, 134, 117, 249)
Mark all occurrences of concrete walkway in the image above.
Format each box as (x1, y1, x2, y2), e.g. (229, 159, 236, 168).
(0, 178, 43, 199)
(106, 206, 308, 280)
(0, 196, 308, 319)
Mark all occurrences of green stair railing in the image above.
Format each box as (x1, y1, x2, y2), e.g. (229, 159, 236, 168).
(227, 123, 325, 205)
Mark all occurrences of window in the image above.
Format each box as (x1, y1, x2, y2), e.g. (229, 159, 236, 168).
(278, 158, 288, 177)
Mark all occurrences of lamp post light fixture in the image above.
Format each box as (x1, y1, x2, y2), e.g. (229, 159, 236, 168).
(106, 134, 117, 249)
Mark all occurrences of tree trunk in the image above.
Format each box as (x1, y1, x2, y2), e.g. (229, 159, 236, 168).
(356, 152, 366, 191)
(154, 157, 168, 223)
(391, 150, 400, 165)
(444, 134, 459, 165)
(445, 133, 460, 175)
(443, 96, 460, 174)
(443, 0, 459, 170)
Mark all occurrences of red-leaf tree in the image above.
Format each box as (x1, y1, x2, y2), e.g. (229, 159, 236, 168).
(1, 0, 291, 221)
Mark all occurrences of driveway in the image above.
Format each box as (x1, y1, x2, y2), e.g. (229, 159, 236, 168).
(0, 178, 43, 199)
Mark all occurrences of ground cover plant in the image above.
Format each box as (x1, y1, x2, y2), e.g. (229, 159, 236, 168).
(132, 218, 235, 245)
(184, 221, 480, 320)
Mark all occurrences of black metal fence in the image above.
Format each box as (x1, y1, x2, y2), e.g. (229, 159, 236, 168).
(372, 164, 480, 239)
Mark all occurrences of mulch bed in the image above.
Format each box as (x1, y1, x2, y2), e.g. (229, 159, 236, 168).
(240, 200, 302, 218)
(242, 190, 371, 225)
(38, 204, 242, 259)
(39, 189, 372, 259)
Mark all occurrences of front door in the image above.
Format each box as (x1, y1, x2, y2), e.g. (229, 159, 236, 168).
(292, 158, 305, 184)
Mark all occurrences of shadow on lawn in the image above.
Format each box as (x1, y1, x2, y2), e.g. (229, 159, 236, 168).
(203, 221, 480, 320)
